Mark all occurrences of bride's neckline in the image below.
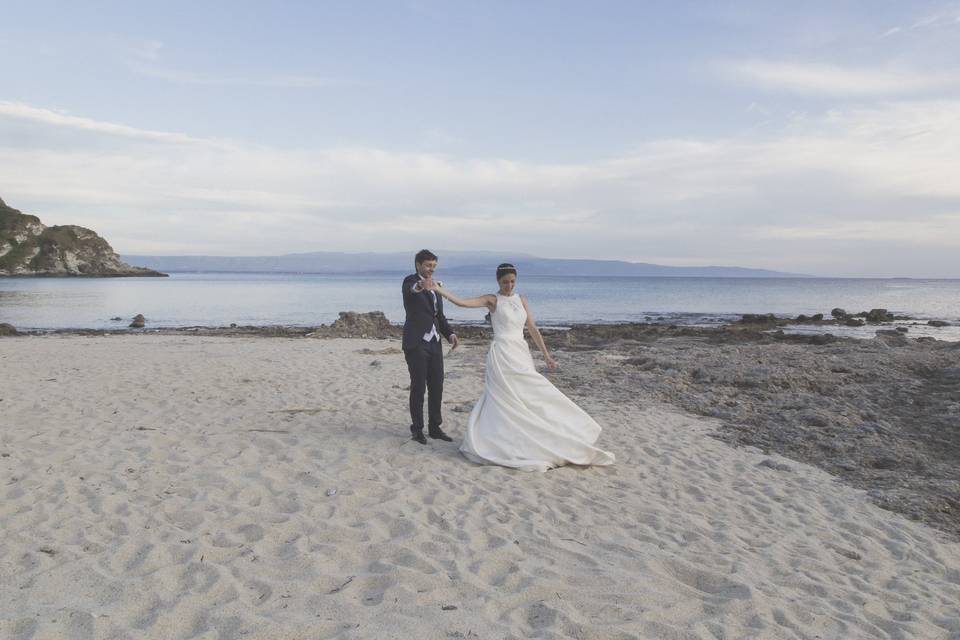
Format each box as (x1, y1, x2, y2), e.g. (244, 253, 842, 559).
(497, 292, 516, 297)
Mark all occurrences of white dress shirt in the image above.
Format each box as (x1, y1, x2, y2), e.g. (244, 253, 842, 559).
(411, 279, 440, 342)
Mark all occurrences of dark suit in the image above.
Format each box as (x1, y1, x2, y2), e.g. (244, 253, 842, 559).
(402, 273, 454, 434)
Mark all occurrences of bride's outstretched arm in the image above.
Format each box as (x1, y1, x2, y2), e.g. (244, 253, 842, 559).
(430, 283, 495, 311)
(520, 296, 557, 371)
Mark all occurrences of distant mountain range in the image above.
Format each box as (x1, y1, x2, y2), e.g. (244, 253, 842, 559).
(122, 250, 808, 278)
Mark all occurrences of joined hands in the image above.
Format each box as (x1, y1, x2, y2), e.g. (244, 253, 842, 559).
(422, 277, 443, 293)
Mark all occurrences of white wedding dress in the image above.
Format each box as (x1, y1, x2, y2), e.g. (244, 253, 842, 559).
(460, 293, 616, 472)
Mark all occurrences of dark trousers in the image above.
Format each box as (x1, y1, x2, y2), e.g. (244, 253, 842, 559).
(404, 338, 444, 433)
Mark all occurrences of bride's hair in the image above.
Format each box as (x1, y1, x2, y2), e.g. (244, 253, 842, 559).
(496, 263, 517, 280)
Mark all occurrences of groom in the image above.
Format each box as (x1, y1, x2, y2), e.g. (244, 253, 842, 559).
(402, 249, 459, 444)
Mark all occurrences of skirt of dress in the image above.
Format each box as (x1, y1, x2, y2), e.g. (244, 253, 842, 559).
(459, 335, 616, 472)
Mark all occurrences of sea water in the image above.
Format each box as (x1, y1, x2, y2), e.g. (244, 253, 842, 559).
(1, 273, 958, 340)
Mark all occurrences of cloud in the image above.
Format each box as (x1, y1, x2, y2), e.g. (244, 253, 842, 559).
(752, 215, 960, 245)
(910, 8, 960, 30)
(721, 60, 960, 96)
(132, 39, 164, 61)
(422, 127, 460, 146)
(0, 32, 350, 92)
(2, 99, 960, 276)
(126, 61, 353, 89)
(112, 35, 353, 89)
(881, 9, 960, 37)
(0, 101, 205, 144)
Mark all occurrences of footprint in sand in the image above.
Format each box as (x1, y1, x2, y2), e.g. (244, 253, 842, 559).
(236, 523, 265, 543)
(359, 574, 397, 606)
(660, 558, 752, 600)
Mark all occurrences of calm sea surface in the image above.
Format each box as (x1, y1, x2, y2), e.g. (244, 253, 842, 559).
(1, 273, 959, 339)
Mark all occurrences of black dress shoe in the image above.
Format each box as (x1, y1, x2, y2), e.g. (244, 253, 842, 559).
(411, 431, 428, 445)
(428, 428, 453, 442)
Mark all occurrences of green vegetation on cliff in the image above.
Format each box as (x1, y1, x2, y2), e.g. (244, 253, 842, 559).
(0, 196, 166, 277)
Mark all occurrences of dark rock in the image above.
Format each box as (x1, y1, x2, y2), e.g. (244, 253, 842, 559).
(860, 422, 889, 436)
(129, 314, 146, 328)
(800, 410, 830, 427)
(758, 459, 792, 472)
(871, 457, 899, 470)
(845, 318, 866, 327)
(928, 320, 951, 327)
(0, 322, 19, 336)
(796, 314, 809, 322)
(808, 333, 837, 345)
(740, 313, 778, 324)
(110, 316, 123, 321)
(811, 313, 824, 321)
(876, 330, 908, 346)
(328, 311, 398, 338)
(831, 308, 847, 319)
(866, 308, 893, 323)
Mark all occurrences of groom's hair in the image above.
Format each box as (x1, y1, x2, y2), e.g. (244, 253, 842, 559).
(415, 249, 438, 265)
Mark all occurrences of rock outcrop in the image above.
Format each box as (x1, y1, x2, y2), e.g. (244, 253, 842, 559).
(738, 313, 778, 325)
(0, 197, 166, 277)
(0, 323, 19, 336)
(327, 311, 399, 338)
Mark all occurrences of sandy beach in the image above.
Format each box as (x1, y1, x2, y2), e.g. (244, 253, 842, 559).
(2, 332, 959, 639)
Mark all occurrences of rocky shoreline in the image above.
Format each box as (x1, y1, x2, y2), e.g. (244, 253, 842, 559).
(739, 306, 952, 329)
(542, 323, 960, 540)
(4, 312, 959, 540)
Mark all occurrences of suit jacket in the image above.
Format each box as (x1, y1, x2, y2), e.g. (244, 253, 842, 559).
(402, 273, 453, 350)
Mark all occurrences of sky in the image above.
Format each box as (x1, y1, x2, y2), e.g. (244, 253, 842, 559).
(1, 1, 959, 277)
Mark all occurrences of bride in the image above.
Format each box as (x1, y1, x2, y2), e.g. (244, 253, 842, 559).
(424, 264, 615, 472)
